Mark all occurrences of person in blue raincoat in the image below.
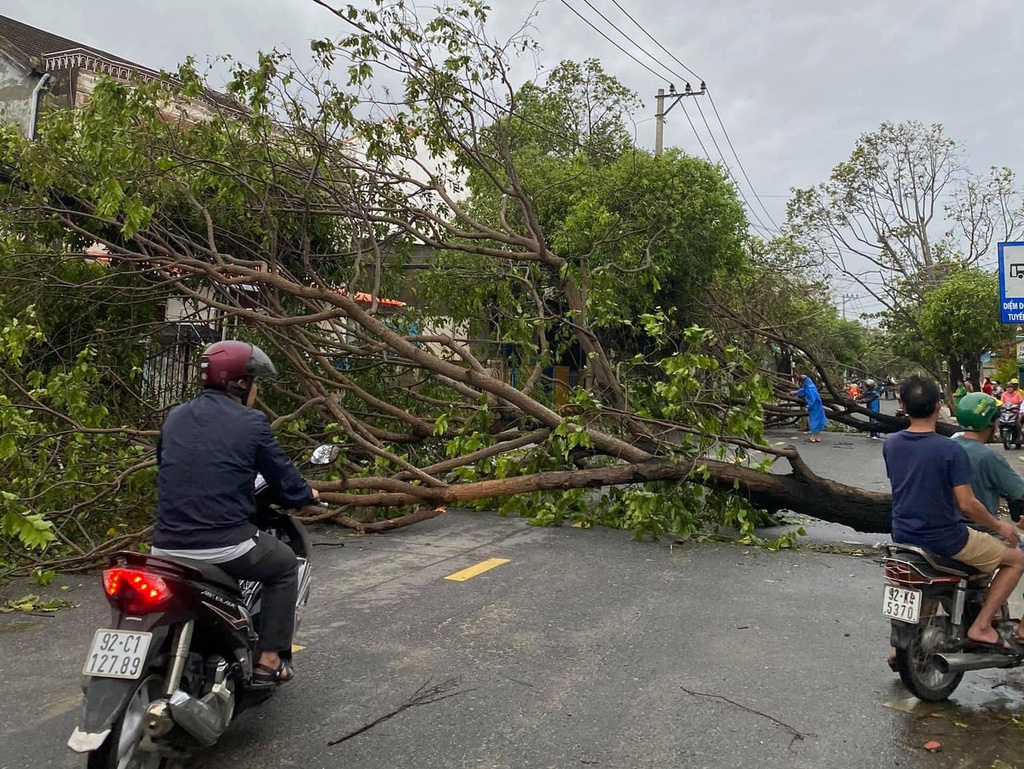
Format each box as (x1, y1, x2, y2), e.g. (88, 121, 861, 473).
(794, 374, 827, 443)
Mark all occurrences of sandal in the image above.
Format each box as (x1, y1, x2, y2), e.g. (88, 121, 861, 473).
(252, 660, 295, 687)
(966, 627, 1024, 655)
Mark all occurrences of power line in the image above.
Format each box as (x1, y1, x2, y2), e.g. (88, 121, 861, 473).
(608, 0, 703, 82)
(678, 100, 772, 240)
(679, 100, 712, 165)
(558, 0, 679, 84)
(706, 89, 782, 231)
(603, 1, 782, 235)
(690, 97, 778, 236)
(580, 0, 696, 89)
(562, 1, 776, 236)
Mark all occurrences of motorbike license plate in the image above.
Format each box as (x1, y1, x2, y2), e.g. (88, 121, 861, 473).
(82, 629, 152, 679)
(882, 586, 921, 624)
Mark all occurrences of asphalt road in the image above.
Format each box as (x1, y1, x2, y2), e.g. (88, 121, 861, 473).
(6, 427, 1024, 768)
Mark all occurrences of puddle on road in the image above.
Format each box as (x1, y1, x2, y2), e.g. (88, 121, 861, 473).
(892, 671, 1024, 768)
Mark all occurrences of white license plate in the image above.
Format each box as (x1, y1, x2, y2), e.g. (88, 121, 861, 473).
(882, 585, 922, 624)
(82, 629, 153, 679)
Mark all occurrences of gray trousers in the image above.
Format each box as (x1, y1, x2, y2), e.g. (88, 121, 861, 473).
(220, 533, 298, 654)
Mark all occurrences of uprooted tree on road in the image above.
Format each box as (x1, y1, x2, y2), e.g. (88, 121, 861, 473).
(0, 0, 892, 571)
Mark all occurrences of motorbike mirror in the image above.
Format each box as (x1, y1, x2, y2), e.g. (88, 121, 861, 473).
(310, 444, 339, 466)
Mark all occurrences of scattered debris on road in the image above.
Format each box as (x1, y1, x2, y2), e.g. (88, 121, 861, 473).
(680, 686, 810, 747)
(328, 677, 472, 746)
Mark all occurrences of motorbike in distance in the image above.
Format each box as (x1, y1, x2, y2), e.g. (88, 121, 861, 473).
(67, 444, 338, 768)
(999, 404, 1022, 450)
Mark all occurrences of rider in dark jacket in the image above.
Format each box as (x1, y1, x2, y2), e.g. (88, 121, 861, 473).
(153, 340, 317, 685)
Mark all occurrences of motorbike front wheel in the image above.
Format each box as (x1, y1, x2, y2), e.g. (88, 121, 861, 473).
(1004, 433, 1013, 451)
(894, 606, 963, 702)
(86, 675, 170, 769)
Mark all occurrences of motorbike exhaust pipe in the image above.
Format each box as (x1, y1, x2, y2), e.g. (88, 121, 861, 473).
(933, 652, 1020, 674)
(167, 690, 231, 747)
(166, 661, 233, 747)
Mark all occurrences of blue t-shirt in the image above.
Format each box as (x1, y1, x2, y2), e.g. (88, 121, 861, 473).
(883, 430, 972, 556)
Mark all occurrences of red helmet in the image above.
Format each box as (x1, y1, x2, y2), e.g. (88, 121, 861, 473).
(200, 340, 278, 390)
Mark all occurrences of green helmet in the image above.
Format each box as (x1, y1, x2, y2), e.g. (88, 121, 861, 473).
(955, 392, 1000, 431)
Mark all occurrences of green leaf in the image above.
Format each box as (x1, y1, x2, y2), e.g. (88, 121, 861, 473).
(1, 511, 56, 550)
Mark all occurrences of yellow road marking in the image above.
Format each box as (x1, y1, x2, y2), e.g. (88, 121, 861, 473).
(291, 643, 306, 653)
(444, 557, 510, 582)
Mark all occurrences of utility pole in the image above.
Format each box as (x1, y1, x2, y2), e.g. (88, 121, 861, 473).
(654, 81, 707, 156)
(840, 293, 857, 321)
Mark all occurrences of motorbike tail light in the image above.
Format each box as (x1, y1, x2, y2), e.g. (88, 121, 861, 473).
(884, 559, 960, 586)
(103, 567, 172, 609)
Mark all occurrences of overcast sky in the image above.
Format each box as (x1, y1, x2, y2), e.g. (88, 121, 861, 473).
(6, 0, 1023, 314)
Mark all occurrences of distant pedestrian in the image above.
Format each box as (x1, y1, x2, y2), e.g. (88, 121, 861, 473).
(983, 377, 993, 396)
(953, 379, 968, 409)
(857, 379, 882, 439)
(795, 374, 827, 443)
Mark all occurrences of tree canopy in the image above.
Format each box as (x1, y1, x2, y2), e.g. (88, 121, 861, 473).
(0, 0, 894, 572)
(788, 120, 1024, 388)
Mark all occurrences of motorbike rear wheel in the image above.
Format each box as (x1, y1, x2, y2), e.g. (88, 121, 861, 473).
(895, 602, 963, 702)
(86, 675, 170, 769)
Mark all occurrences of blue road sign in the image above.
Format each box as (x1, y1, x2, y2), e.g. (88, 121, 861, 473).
(998, 241, 1024, 324)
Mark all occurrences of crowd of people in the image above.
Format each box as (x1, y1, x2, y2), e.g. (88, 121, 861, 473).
(790, 372, 1024, 445)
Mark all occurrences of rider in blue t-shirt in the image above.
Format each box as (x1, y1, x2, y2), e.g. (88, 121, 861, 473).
(883, 375, 1024, 652)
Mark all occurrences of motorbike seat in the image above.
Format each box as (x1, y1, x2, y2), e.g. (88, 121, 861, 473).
(164, 557, 242, 594)
(885, 543, 985, 579)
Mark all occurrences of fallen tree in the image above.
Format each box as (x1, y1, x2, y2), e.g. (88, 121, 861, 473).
(0, 0, 893, 570)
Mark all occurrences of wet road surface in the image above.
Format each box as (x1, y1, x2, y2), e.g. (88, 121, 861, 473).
(5, 427, 1024, 768)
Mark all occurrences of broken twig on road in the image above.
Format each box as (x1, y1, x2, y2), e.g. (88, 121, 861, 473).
(680, 686, 810, 747)
(327, 677, 472, 746)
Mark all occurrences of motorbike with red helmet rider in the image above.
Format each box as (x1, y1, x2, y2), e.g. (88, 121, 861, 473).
(69, 340, 333, 767)
(153, 340, 318, 681)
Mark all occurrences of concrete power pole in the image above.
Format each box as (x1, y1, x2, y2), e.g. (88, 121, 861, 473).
(654, 82, 707, 156)
(655, 88, 665, 156)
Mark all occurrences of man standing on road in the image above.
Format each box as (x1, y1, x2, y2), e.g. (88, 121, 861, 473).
(883, 375, 1024, 652)
(857, 379, 882, 440)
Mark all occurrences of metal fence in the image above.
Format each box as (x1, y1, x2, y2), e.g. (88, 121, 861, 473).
(141, 325, 213, 409)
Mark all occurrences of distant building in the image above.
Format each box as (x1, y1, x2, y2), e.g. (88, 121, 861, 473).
(0, 15, 242, 408)
(0, 14, 234, 138)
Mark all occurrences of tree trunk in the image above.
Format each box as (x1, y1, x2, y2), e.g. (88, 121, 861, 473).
(317, 451, 892, 534)
(964, 355, 981, 391)
(947, 356, 963, 400)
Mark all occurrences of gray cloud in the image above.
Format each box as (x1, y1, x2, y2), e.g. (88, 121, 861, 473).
(6, 0, 1024, 241)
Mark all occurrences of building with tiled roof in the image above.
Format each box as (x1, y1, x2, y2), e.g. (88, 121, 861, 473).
(0, 14, 236, 138)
